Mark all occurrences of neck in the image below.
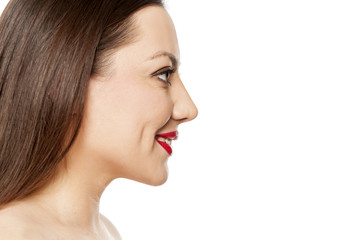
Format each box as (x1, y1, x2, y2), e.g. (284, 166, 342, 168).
(24, 151, 114, 232)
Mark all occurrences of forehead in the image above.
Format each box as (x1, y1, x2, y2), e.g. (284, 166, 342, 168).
(131, 6, 180, 60)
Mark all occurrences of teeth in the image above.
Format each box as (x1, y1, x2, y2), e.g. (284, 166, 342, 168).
(157, 137, 172, 146)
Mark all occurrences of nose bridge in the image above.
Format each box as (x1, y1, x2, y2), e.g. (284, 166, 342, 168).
(171, 78, 198, 123)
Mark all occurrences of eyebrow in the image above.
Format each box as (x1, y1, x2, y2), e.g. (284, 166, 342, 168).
(148, 51, 179, 70)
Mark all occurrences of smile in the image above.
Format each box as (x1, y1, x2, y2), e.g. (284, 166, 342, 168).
(156, 136, 172, 145)
(155, 131, 178, 155)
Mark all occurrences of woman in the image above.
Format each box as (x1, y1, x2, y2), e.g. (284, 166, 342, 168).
(0, 0, 198, 238)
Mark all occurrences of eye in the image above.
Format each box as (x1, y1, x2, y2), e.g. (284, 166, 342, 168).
(158, 71, 170, 82)
(152, 67, 175, 86)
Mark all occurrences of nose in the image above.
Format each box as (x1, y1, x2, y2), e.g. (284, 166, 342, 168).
(170, 78, 198, 123)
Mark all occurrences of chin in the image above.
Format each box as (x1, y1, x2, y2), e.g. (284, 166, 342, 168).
(148, 175, 168, 186)
(140, 166, 169, 186)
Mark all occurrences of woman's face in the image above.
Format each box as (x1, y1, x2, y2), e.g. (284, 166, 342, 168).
(70, 6, 197, 186)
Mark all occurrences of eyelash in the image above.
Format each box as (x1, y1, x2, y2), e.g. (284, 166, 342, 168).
(152, 67, 175, 86)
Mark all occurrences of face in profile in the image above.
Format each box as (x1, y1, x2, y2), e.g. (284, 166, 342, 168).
(67, 6, 198, 186)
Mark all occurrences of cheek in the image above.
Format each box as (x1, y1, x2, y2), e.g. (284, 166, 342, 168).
(111, 82, 173, 130)
(80, 79, 173, 161)
(137, 90, 173, 129)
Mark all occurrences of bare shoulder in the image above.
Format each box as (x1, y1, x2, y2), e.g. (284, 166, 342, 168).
(0, 207, 45, 240)
(100, 213, 122, 240)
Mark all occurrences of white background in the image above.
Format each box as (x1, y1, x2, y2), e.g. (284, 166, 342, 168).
(1, 0, 360, 239)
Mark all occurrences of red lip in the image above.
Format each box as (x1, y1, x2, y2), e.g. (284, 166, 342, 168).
(156, 131, 178, 140)
(156, 139, 173, 155)
(155, 131, 178, 155)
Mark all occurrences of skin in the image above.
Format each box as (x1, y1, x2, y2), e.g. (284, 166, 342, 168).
(0, 6, 197, 240)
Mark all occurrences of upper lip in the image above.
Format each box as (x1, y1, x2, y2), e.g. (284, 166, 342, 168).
(156, 131, 178, 140)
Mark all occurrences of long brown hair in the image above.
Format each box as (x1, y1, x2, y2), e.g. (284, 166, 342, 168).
(0, 0, 163, 206)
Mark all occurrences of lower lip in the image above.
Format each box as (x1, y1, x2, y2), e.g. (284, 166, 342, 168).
(156, 139, 172, 155)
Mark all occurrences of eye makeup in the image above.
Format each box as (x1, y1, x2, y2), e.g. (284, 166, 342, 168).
(152, 66, 176, 86)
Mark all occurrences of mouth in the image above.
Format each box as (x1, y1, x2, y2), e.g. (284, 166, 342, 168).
(155, 131, 178, 155)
